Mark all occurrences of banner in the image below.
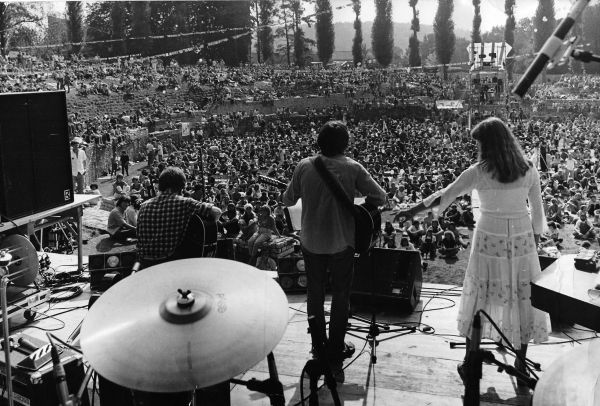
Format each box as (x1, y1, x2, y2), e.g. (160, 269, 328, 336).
(435, 100, 463, 110)
(126, 127, 148, 141)
(181, 122, 191, 137)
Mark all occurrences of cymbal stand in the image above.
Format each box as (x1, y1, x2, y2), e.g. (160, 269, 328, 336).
(346, 249, 416, 364)
(0, 248, 40, 406)
(230, 352, 285, 406)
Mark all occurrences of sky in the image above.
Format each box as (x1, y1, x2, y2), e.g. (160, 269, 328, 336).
(316, 0, 587, 32)
(44, 0, 595, 33)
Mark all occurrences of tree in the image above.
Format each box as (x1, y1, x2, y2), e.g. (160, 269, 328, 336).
(111, 2, 129, 56)
(533, 0, 555, 79)
(434, 0, 456, 79)
(582, 4, 600, 74)
(472, 0, 481, 43)
(352, 0, 362, 66)
(0, 2, 42, 56)
(66, 1, 83, 54)
(289, 0, 306, 67)
(372, 0, 393, 66)
(504, 0, 516, 79)
(408, 0, 421, 67)
(131, 2, 152, 56)
(315, 0, 334, 65)
(257, 0, 275, 63)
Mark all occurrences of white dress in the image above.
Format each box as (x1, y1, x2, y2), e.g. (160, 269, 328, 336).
(425, 163, 550, 348)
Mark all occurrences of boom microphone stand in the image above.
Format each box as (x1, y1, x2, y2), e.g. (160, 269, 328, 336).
(346, 248, 416, 364)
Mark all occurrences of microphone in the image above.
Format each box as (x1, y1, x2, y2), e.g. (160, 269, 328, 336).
(47, 334, 73, 406)
(549, 36, 580, 69)
(464, 312, 482, 406)
(512, 0, 591, 98)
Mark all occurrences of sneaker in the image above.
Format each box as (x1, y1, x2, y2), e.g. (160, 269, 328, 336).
(341, 341, 355, 360)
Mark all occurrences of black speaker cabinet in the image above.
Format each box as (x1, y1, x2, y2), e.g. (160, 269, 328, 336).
(0, 91, 73, 221)
(89, 251, 138, 291)
(351, 248, 423, 312)
(276, 254, 307, 292)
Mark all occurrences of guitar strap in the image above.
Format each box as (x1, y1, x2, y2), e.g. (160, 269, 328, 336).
(312, 156, 356, 216)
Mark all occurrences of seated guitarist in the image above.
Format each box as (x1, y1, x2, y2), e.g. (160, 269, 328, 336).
(282, 120, 386, 383)
(137, 166, 221, 268)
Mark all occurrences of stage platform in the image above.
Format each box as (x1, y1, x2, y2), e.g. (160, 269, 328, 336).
(21, 253, 597, 405)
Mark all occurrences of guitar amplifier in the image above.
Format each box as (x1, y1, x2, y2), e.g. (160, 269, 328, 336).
(87, 235, 138, 291)
(574, 249, 599, 272)
(0, 333, 88, 406)
(276, 254, 307, 292)
(351, 248, 422, 313)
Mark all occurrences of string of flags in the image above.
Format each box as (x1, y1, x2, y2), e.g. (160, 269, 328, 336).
(12, 26, 249, 51)
(137, 31, 251, 60)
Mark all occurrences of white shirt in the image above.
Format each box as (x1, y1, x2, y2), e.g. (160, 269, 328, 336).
(70, 148, 87, 176)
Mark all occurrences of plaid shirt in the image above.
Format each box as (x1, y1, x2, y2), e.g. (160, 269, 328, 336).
(137, 193, 205, 260)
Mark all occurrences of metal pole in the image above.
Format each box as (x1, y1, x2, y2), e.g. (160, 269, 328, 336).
(76, 206, 83, 272)
(1, 274, 14, 406)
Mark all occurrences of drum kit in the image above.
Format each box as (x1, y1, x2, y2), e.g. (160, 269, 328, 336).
(78, 258, 289, 405)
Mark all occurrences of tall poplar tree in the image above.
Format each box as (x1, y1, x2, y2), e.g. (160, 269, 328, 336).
(472, 0, 481, 43)
(110, 2, 129, 56)
(504, 0, 516, 79)
(258, 0, 275, 63)
(66, 1, 82, 54)
(315, 0, 334, 65)
(408, 0, 421, 67)
(434, 0, 455, 79)
(534, 0, 555, 78)
(351, 0, 363, 66)
(372, 0, 393, 67)
(131, 1, 151, 56)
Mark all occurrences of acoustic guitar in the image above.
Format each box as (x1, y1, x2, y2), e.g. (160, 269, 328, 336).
(173, 213, 219, 259)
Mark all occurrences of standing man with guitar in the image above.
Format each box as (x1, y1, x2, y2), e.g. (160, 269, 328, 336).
(137, 167, 221, 268)
(283, 121, 386, 383)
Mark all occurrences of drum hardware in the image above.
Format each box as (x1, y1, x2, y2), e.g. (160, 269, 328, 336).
(0, 235, 44, 406)
(80, 258, 289, 399)
(230, 353, 285, 406)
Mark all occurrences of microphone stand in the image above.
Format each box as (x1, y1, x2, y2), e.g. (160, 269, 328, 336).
(571, 49, 600, 64)
(47, 333, 94, 406)
(462, 312, 538, 406)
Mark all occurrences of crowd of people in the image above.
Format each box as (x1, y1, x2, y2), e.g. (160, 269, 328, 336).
(34, 53, 600, 394)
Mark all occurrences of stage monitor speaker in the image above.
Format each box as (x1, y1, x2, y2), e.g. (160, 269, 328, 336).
(351, 248, 423, 313)
(0, 91, 73, 221)
(89, 251, 138, 291)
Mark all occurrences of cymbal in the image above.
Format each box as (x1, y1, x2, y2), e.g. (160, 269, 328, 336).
(533, 339, 600, 406)
(81, 258, 288, 392)
(0, 234, 39, 287)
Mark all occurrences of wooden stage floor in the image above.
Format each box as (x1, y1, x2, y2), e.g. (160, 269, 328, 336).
(232, 288, 597, 406)
(28, 254, 597, 406)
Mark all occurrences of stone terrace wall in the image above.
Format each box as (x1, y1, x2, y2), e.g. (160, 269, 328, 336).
(65, 87, 192, 120)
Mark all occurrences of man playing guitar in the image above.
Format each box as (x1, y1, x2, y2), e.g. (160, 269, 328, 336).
(137, 166, 221, 268)
(282, 120, 386, 383)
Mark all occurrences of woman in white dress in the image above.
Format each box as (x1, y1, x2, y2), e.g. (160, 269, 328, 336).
(395, 117, 550, 385)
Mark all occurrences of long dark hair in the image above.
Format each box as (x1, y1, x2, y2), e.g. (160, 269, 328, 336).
(471, 117, 531, 183)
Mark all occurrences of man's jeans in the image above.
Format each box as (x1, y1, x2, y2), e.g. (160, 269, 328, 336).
(302, 246, 354, 360)
(72, 172, 85, 194)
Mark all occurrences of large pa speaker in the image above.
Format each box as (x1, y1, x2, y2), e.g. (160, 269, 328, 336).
(351, 248, 423, 312)
(0, 91, 73, 221)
